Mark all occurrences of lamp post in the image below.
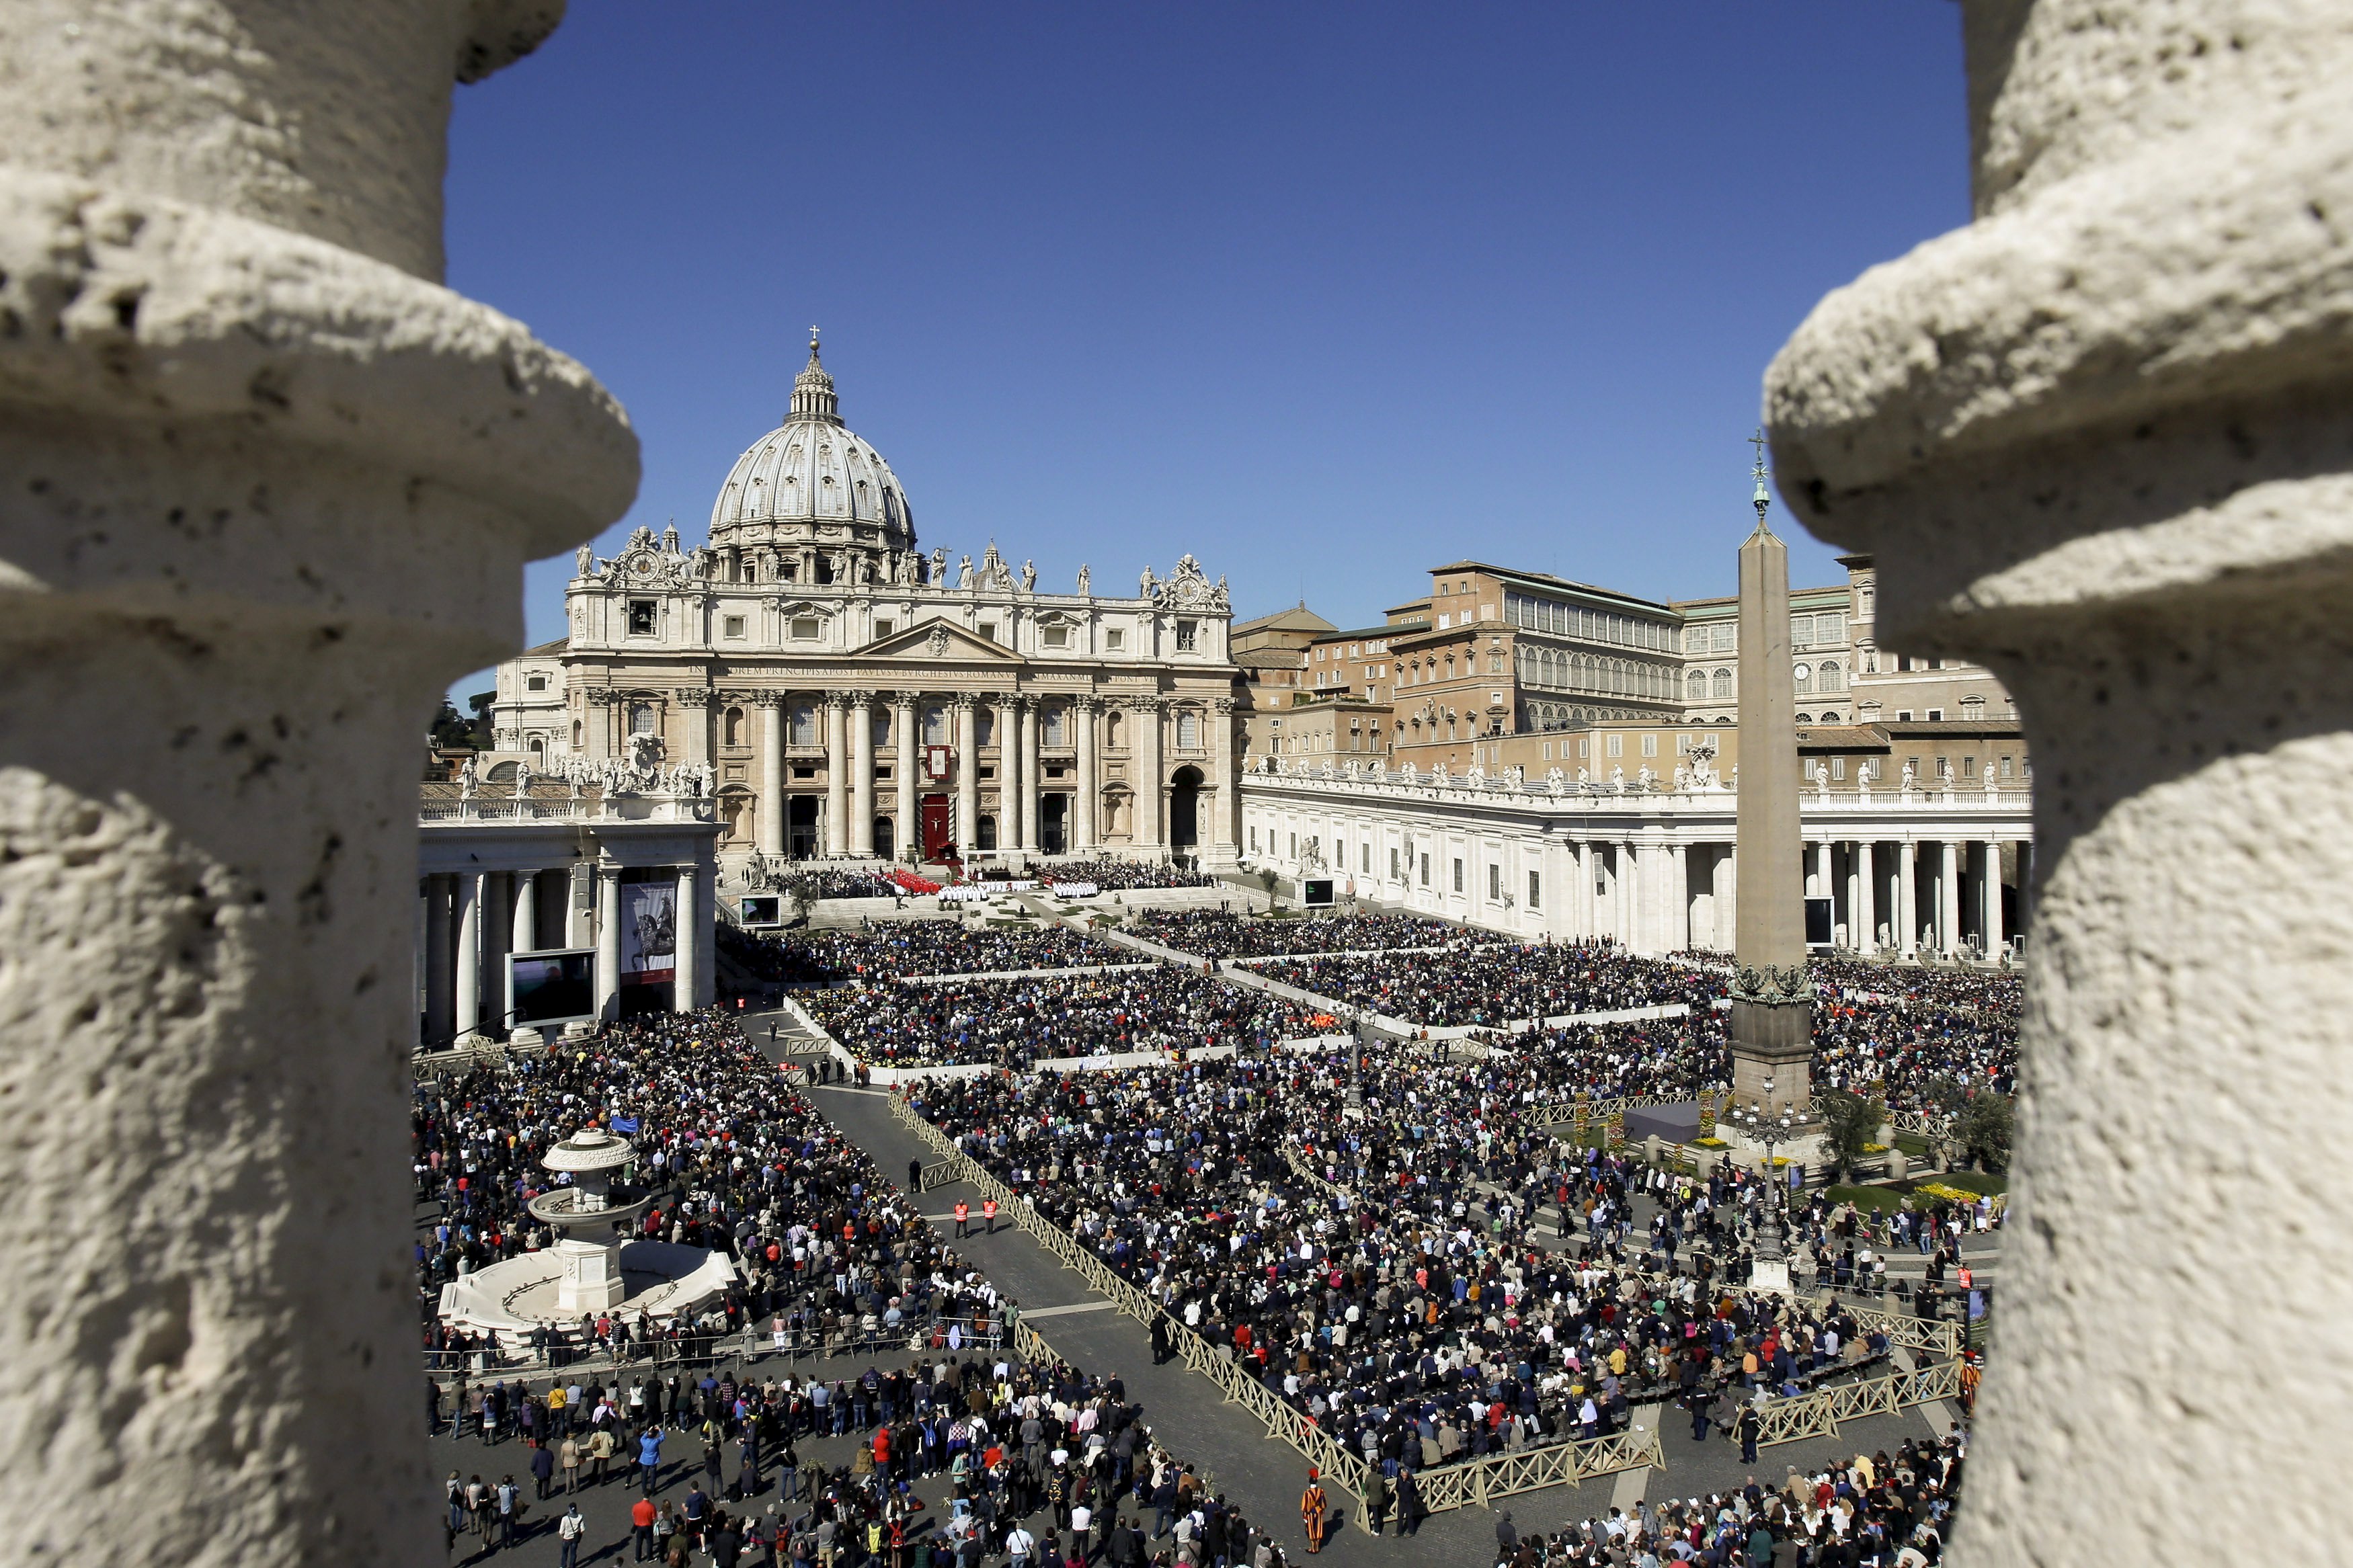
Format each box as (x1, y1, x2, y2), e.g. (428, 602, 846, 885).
(1741, 1078, 1798, 1293)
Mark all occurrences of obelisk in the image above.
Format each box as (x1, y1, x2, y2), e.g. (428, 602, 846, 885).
(1730, 433, 1813, 1118)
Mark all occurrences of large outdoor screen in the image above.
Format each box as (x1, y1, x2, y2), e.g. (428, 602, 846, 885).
(510, 948, 594, 1027)
(740, 894, 783, 927)
(1301, 878, 1337, 908)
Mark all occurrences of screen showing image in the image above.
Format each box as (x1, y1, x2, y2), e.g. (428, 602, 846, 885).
(740, 894, 783, 927)
(1302, 878, 1337, 907)
(510, 949, 594, 1026)
(621, 880, 676, 984)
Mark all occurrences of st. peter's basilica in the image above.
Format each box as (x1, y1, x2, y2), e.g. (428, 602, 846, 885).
(485, 336, 1242, 869)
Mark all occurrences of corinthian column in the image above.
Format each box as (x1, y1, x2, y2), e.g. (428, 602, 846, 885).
(0, 7, 637, 1563)
(1074, 698, 1099, 851)
(954, 695, 980, 860)
(1765, 7, 2353, 1557)
(893, 693, 920, 863)
(823, 694, 850, 857)
(1133, 698, 1165, 856)
(756, 694, 786, 856)
(849, 694, 875, 857)
(1018, 698, 1041, 853)
(1208, 696, 1238, 860)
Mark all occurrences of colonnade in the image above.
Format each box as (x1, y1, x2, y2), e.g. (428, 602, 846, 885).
(417, 858, 715, 1045)
(1240, 780, 2033, 957)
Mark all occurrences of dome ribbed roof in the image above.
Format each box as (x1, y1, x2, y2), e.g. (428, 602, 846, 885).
(707, 335, 913, 542)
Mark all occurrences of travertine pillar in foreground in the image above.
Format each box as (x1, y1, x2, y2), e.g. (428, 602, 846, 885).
(0, 4, 637, 1563)
(1765, 1, 2353, 1559)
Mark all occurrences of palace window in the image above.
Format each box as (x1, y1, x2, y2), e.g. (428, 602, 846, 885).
(1176, 620, 1199, 652)
(628, 600, 657, 636)
(791, 617, 820, 640)
(1176, 710, 1200, 747)
(1453, 858, 1466, 894)
(1043, 707, 1067, 746)
(526, 674, 547, 692)
(873, 620, 894, 639)
(978, 623, 998, 644)
(1419, 854, 1430, 886)
(1106, 629, 1125, 651)
(628, 702, 655, 735)
(723, 616, 746, 640)
(1527, 870, 1541, 910)
(1488, 863, 1501, 902)
(922, 706, 948, 744)
(1043, 625, 1069, 649)
(789, 704, 819, 746)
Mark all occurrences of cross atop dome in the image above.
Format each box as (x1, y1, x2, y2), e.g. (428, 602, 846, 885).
(789, 325, 840, 425)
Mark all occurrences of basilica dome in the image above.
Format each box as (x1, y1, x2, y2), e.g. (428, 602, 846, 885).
(707, 335, 914, 546)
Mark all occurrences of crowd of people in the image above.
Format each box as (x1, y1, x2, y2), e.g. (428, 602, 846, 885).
(1033, 861, 1219, 891)
(904, 1052, 1933, 1496)
(1489, 1432, 1966, 1568)
(1124, 910, 1466, 960)
(438, 1335, 1258, 1568)
(803, 968, 1333, 1069)
(1250, 942, 1726, 1028)
(727, 922, 1129, 987)
(415, 1009, 1016, 1367)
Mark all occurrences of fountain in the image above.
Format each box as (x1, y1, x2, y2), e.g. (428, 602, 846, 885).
(438, 1124, 735, 1348)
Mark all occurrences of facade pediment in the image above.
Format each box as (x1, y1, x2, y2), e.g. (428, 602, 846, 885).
(854, 618, 1027, 664)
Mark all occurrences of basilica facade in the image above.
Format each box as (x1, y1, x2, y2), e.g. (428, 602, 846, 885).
(488, 338, 1241, 868)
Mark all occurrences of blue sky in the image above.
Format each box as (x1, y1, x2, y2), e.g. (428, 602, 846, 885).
(444, 3, 1968, 704)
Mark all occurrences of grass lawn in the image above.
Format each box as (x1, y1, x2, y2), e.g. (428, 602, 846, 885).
(1826, 1183, 1913, 1214)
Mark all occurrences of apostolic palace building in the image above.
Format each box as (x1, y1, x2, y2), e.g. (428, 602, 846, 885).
(486, 337, 1243, 871)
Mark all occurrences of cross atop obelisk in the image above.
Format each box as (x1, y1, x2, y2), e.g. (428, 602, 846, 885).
(1730, 434, 1814, 1116)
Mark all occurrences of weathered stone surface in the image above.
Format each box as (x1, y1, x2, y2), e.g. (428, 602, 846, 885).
(0, 3, 635, 1564)
(1767, 3, 2353, 1561)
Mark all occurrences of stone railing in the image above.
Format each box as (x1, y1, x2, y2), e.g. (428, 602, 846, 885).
(1242, 766, 2034, 816)
(889, 1097, 1662, 1514)
(420, 793, 717, 825)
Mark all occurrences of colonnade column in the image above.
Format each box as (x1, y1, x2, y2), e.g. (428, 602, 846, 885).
(824, 694, 850, 858)
(1854, 841, 1876, 954)
(1074, 698, 1099, 850)
(955, 696, 980, 859)
(1813, 839, 1833, 900)
(1017, 697, 1041, 852)
(674, 864, 700, 1014)
(1940, 840, 1962, 956)
(1209, 697, 1238, 858)
(893, 694, 919, 864)
(453, 872, 481, 1042)
(849, 695, 875, 857)
(425, 876, 454, 1046)
(1667, 842, 1690, 952)
(1135, 698, 1164, 854)
(1983, 841, 2005, 952)
(594, 865, 622, 1021)
(567, 864, 593, 948)
(757, 695, 785, 856)
(481, 874, 510, 1035)
(510, 871, 537, 955)
(1898, 841, 1919, 958)
(1574, 840, 1594, 940)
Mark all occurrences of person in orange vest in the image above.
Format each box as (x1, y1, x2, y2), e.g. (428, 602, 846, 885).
(1300, 1469, 1329, 1555)
(954, 1200, 969, 1238)
(982, 1196, 999, 1235)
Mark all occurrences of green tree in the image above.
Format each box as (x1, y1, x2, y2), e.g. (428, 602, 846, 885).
(1815, 1089, 1882, 1182)
(1955, 1093, 2016, 1173)
(1258, 866, 1282, 912)
(786, 874, 819, 926)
